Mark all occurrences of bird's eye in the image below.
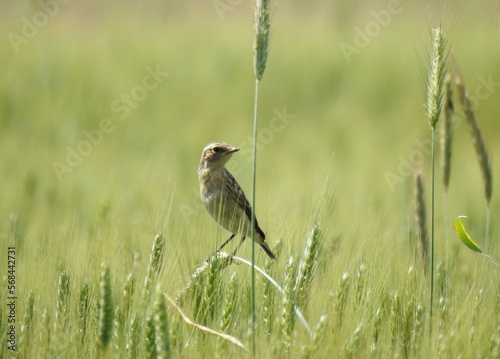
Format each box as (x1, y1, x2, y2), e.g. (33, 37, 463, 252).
(212, 147, 222, 153)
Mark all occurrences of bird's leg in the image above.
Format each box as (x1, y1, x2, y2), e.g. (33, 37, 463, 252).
(215, 233, 236, 253)
(230, 236, 247, 257)
(207, 234, 237, 263)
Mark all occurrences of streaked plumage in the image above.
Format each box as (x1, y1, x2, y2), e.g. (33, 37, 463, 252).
(198, 142, 276, 260)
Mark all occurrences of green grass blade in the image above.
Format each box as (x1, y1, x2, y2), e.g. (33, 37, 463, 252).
(455, 216, 500, 267)
(454, 216, 483, 253)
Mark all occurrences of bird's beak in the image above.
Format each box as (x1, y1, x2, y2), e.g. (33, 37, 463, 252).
(229, 147, 240, 153)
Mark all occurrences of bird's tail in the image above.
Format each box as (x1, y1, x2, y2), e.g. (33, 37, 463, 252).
(255, 226, 276, 260)
(258, 238, 277, 260)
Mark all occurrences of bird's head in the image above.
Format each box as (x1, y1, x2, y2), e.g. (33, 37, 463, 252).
(199, 142, 240, 168)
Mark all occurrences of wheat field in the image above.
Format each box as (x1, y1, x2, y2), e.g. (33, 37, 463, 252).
(1, 1, 499, 358)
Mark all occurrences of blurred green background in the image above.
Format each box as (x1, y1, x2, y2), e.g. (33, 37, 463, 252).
(1, 0, 499, 293)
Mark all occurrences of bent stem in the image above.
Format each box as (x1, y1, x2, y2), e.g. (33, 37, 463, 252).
(232, 255, 314, 338)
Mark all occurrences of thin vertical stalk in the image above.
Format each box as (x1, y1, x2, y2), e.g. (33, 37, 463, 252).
(425, 26, 446, 337)
(486, 204, 491, 252)
(430, 128, 436, 322)
(252, 0, 271, 355)
(251, 78, 259, 357)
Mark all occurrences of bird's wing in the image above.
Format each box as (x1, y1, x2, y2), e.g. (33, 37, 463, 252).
(223, 169, 253, 219)
(223, 169, 266, 239)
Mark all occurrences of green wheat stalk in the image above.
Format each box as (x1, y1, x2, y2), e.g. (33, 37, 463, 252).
(390, 291, 401, 352)
(21, 290, 35, 331)
(54, 268, 70, 356)
(455, 74, 492, 203)
(153, 288, 171, 359)
(333, 272, 350, 327)
(221, 272, 237, 333)
(112, 306, 124, 352)
(438, 296, 447, 340)
(414, 171, 428, 266)
(251, 0, 272, 353)
(294, 225, 321, 308)
(454, 73, 493, 248)
(150, 233, 166, 274)
(78, 282, 90, 343)
(19, 290, 35, 353)
(97, 263, 113, 351)
(261, 237, 283, 335)
(142, 233, 165, 306)
(203, 253, 222, 323)
(401, 274, 426, 355)
(441, 72, 454, 194)
(123, 272, 136, 319)
(435, 262, 449, 300)
(372, 305, 385, 348)
(144, 313, 156, 359)
(261, 259, 275, 336)
(441, 72, 454, 269)
(401, 291, 416, 357)
(55, 267, 70, 332)
(39, 307, 51, 358)
(280, 256, 298, 351)
(175, 253, 231, 306)
(216, 272, 238, 356)
(126, 313, 141, 359)
(426, 27, 446, 129)
(413, 303, 425, 353)
(425, 26, 447, 325)
(254, 0, 271, 82)
(355, 263, 369, 307)
(344, 323, 363, 359)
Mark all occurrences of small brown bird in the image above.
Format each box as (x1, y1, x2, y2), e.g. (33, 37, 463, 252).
(198, 142, 276, 260)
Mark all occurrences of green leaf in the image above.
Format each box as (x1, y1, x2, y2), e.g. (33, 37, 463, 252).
(454, 216, 483, 253)
(455, 216, 500, 268)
